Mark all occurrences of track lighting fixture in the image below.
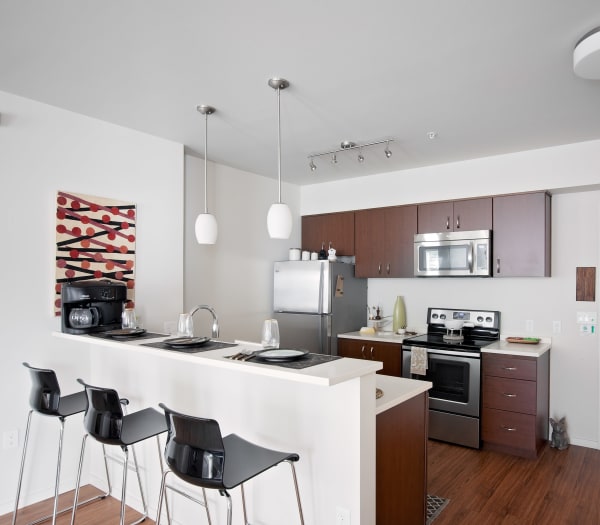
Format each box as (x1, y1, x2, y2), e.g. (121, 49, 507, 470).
(384, 141, 392, 158)
(308, 139, 394, 172)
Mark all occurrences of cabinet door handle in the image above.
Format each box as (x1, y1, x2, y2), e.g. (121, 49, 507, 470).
(456, 215, 460, 229)
(378, 263, 382, 274)
(502, 393, 517, 398)
(501, 426, 517, 432)
(502, 367, 517, 371)
(361, 345, 366, 359)
(496, 257, 501, 274)
(370, 347, 375, 359)
(446, 216, 450, 230)
(386, 263, 390, 274)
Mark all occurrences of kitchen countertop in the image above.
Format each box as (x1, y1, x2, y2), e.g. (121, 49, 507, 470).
(339, 331, 420, 344)
(53, 332, 383, 386)
(375, 375, 432, 414)
(482, 337, 551, 357)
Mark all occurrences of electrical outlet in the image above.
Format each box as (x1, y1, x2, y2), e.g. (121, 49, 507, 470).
(336, 506, 350, 525)
(553, 321, 561, 334)
(3, 430, 18, 449)
(525, 320, 534, 333)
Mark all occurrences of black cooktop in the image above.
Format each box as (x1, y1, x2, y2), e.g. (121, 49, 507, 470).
(402, 333, 494, 352)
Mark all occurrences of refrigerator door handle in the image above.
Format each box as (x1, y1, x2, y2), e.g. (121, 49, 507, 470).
(318, 263, 325, 314)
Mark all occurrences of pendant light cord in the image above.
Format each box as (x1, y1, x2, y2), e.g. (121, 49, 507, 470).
(204, 111, 209, 213)
(276, 85, 282, 204)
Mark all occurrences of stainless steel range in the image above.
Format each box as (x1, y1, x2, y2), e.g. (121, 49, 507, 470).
(402, 307, 500, 448)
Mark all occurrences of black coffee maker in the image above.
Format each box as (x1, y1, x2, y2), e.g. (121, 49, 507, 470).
(61, 279, 127, 334)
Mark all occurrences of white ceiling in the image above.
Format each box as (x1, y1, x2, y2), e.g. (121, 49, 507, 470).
(1, 1, 599, 186)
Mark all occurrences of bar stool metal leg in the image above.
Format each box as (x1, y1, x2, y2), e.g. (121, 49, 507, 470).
(12, 410, 33, 525)
(288, 460, 305, 525)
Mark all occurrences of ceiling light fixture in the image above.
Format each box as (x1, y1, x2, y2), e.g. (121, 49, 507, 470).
(308, 139, 394, 171)
(266, 78, 292, 239)
(194, 105, 218, 244)
(574, 27, 600, 79)
(384, 141, 392, 158)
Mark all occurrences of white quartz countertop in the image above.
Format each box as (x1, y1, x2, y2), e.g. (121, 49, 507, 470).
(53, 332, 382, 387)
(339, 331, 420, 344)
(482, 337, 551, 357)
(375, 375, 432, 415)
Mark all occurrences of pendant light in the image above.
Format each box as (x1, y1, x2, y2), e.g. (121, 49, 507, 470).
(195, 105, 218, 244)
(267, 77, 292, 239)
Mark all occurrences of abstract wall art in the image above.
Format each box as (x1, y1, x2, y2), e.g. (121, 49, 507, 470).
(55, 191, 136, 315)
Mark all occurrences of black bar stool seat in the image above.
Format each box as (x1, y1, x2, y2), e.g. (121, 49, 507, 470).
(156, 403, 304, 525)
(70, 379, 171, 525)
(12, 363, 110, 525)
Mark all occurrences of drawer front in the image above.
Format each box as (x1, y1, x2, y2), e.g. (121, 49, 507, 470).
(482, 408, 536, 450)
(483, 376, 536, 414)
(483, 354, 537, 381)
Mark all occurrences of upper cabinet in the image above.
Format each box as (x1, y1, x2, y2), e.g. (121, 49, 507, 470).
(492, 192, 551, 277)
(301, 211, 355, 255)
(417, 197, 493, 233)
(355, 205, 417, 278)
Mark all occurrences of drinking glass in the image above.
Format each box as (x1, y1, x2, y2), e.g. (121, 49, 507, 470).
(261, 319, 280, 348)
(177, 313, 194, 337)
(122, 308, 137, 329)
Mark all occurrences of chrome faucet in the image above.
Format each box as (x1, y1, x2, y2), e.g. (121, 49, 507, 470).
(189, 304, 220, 339)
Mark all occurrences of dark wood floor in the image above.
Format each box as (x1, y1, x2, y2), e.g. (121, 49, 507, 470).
(428, 439, 600, 525)
(4, 441, 600, 524)
(1, 485, 153, 525)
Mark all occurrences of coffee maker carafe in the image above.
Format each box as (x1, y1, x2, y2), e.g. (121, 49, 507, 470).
(61, 279, 127, 334)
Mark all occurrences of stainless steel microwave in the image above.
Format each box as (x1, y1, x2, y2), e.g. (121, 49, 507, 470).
(414, 230, 491, 277)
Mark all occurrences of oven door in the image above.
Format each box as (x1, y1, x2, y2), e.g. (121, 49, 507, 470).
(402, 348, 480, 417)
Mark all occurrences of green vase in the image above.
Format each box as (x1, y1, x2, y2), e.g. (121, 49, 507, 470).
(393, 296, 407, 332)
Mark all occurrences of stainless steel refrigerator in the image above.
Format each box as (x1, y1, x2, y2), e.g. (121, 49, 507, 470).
(273, 260, 367, 355)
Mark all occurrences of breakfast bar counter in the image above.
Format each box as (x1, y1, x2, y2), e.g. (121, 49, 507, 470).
(53, 331, 430, 524)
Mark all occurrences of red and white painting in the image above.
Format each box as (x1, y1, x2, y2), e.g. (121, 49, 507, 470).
(54, 191, 136, 315)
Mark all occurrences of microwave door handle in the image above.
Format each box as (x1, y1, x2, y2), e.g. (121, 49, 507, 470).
(468, 242, 474, 274)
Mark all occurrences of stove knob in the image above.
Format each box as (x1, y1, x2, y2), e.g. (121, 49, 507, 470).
(477, 316, 484, 323)
(440, 314, 446, 320)
(432, 313, 439, 319)
(486, 316, 492, 323)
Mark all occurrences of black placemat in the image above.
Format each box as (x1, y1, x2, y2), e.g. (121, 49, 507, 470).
(245, 352, 342, 369)
(88, 331, 168, 341)
(142, 340, 238, 353)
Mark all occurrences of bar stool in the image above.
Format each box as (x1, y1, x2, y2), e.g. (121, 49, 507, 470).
(155, 403, 304, 525)
(70, 379, 171, 525)
(12, 362, 110, 525)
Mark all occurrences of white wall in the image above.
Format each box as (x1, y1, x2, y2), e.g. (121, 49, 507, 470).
(301, 144, 600, 448)
(183, 155, 301, 343)
(0, 91, 184, 514)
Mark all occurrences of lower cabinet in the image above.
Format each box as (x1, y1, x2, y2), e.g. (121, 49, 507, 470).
(338, 338, 402, 376)
(377, 391, 428, 525)
(482, 352, 550, 458)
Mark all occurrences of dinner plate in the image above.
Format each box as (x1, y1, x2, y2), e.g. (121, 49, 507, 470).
(164, 336, 210, 348)
(256, 349, 308, 362)
(105, 328, 147, 338)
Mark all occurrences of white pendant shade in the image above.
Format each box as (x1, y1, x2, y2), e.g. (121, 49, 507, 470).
(267, 202, 292, 239)
(195, 213, 218, 244)
(574, 28, 600, 79)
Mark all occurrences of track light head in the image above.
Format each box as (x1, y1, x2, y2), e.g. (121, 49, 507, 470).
(331, 154, 337, 164)
(309, 159, 317, 171)
(384, 141, 392, 158)
(358, 148, 364, 163)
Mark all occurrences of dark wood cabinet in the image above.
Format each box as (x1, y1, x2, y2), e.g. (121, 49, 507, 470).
(301, 211, 355, 255)
(338, 338, 402, 377)
(482, 351, 549, 458)
(355, 205, 417, 278)
(376, 391, 428, 525)
(492, 192, 551, 277)
(417, 197, 492, 233)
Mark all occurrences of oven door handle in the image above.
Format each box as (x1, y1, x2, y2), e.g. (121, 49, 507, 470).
(402, 346, 480, 359)
(468, 241, 474, 274)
